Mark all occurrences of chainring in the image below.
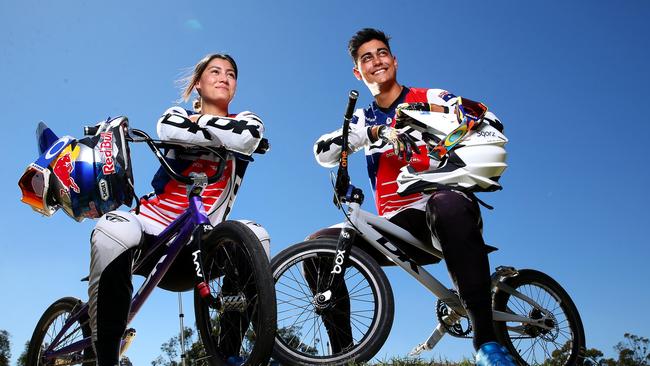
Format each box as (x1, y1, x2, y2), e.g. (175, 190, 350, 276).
(436, 291, 473, 338)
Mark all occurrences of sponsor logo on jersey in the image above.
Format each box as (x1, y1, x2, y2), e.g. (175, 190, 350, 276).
(438, 91, 457, 102)
(99, 132, 116, 175)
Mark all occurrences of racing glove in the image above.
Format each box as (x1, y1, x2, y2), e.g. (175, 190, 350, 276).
(394, 102, 450, 128)
(369, 125, 419, 161)
(235, 111, 263, 125)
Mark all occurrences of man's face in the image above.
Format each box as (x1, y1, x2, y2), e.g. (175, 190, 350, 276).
(353, 39, 398, 90)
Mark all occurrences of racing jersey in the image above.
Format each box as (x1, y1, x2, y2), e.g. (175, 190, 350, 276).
(138, 107, 264, 232)
(314, 87, 458, 217)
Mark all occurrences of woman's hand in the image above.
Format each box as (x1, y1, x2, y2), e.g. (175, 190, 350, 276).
(235, 111, 263, 126)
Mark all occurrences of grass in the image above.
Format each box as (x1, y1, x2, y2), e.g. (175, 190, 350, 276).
(350, 356, 474, 366)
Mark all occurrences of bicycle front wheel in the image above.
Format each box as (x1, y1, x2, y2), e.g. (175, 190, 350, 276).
(193, 220, 277, 366)
(27, 297, 95, 366)
(272, 238, 394, 366)
(493, 269, 586, 366)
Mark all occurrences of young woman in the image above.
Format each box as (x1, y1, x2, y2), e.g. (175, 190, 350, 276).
(88, 54, 265, 366)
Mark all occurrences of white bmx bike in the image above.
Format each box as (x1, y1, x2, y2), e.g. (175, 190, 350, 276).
(271, 91, 586, 366)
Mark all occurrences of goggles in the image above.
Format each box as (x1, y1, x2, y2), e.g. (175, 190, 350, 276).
(431, 97, 489, 159)
(456, 97, 488, 126)
(19, 163, 56, 216)
(18, 135, 74, 216)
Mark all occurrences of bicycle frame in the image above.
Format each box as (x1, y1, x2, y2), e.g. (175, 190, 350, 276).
(42, 189, 215, 362)
(336, 199, 557, 322)
(341, 201, 466, 313)
(40, 133, 238, 363)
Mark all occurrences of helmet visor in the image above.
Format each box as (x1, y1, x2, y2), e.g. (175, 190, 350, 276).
(19, 163, 55, 215)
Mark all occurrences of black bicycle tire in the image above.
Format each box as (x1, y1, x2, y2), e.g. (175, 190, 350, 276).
(271, 238, 394, 366)
(193, 220, 277, 366)
(493, 269, 586, 366)
(27, 296, 95, 366)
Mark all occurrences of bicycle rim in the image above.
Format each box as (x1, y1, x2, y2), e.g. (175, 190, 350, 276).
(497, 279, 580, 365)
(34, 301, 93, 365)
(274, 248, 383, 361)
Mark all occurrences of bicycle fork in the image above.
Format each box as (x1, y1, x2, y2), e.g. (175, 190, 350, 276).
(191, 223, 248, 313)
(316, 199, 362, 308)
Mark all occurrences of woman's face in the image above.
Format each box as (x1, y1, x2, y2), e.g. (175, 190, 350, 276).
(195, 57, 237, 109)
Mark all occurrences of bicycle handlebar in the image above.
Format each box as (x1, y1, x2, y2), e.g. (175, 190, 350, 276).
(84, 123, 269, 155)
(127, 128, 228, 185)
(84, 122, 268, 185)
(334, 90, 359, 199)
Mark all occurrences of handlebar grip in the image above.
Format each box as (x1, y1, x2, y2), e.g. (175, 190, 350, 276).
(344, 90, 359, 121)
(83, 125, 100, 136)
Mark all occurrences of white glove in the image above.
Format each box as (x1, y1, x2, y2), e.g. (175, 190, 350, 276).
(235, 111, 263, 126)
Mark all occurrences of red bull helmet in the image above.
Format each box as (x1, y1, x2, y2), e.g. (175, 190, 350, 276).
(18, 117, 135, 221)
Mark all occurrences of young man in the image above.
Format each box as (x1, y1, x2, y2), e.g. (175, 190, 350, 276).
(314, 28, 515, 366)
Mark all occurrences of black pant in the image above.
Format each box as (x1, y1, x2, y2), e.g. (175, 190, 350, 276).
(426, 190, 496, 350)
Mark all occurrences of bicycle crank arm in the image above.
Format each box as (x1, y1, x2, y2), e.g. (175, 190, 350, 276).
(409, 323, 447, 356)
(119, 328, 136, 356)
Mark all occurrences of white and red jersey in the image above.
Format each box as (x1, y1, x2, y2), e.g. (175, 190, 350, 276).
(137, 107, 263, 233)
(314, 87, 458, 218)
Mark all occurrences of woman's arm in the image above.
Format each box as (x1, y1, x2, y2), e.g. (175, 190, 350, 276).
(157, 107, 264, 155)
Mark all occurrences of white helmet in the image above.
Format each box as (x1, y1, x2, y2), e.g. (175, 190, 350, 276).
(396, 109, 507, 196)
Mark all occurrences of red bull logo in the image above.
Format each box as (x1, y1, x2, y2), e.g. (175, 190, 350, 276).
(100, 132, 115, 175)
(52, 153, 80, 193)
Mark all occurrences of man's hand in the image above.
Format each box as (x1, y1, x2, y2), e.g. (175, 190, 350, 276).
(394, 102, 449, 129)
(371, 125, 419, 161)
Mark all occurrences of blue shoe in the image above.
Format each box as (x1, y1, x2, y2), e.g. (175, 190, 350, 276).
(226, 355, 245, 366)
(476, 342, 516, 366)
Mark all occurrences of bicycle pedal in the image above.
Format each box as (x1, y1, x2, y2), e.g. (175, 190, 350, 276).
(120, 328, 137, 355)
(409, 342, 430, 356)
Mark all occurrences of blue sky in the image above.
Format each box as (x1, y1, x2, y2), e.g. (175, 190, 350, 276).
(2, 1, 649, 365)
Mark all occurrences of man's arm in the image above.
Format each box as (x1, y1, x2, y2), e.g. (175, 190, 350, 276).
(313, 111, 371, 168)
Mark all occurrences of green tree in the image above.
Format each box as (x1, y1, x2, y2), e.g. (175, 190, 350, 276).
(276, 326, 318, 355)
(613, 333, 650, 366)
(152, 327, 200, 366)
(17, 340, 29, 366)
(568, 333, 650, 366)
(548, 340, 609, 366)
(0, 330, 11, 366)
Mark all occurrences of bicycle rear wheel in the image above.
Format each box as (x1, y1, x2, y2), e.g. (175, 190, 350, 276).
(27, 297, 95, 366)
(493, 269, 586, 366)
(193, 221, 276, 366)
(272, 238, 394, 366)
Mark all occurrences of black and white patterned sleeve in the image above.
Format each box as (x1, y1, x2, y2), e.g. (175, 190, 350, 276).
(313, 109, 370, 168)
(157, 107, 264, 155)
